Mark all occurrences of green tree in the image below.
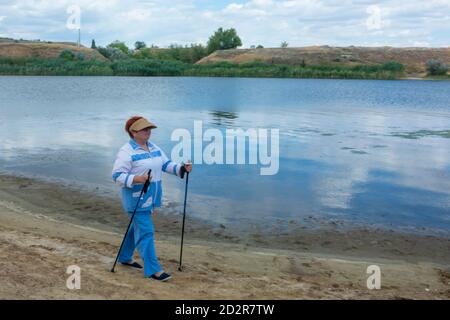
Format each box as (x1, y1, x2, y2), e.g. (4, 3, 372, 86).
(107, 41, 129, 54)
(91, 39, 96, 49)
(207, 27, 242, 54)
(426, 59, 449, 76)
(281, 41, 288, 48)
(256, 45, 264, 49)
(135, 41, 147, 50)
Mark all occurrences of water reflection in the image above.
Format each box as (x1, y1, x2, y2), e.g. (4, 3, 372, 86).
(0, 76, 449, 234)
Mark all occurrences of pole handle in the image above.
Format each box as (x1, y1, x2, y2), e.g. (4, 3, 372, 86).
(142, 169, 152, 194)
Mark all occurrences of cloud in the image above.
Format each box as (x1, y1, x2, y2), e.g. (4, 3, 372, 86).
(0, 0, 448, 47)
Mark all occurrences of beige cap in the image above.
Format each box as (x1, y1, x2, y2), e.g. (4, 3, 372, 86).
(129, 117, 157, 132)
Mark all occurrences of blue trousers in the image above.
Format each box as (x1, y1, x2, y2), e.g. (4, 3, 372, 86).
(118, 211, 162, 277)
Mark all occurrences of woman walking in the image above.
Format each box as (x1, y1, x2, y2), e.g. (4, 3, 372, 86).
(112, 116, 192, 281)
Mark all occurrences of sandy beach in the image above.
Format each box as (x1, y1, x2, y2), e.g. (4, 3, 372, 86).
(0, 174, 449, 299)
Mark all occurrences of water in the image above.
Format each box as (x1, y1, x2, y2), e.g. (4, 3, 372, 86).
(0, 76, 449, 235)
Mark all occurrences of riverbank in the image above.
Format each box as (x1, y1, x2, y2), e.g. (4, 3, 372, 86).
(2, 40, 449, 80)
(0, 174, 449, 299)
(0, 57, 409, 80)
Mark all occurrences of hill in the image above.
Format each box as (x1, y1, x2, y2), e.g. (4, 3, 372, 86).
(0, 37, 107, 61)
(196, 46, 450, 76)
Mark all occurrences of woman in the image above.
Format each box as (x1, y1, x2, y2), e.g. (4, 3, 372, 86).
(112, 116, 192, 281)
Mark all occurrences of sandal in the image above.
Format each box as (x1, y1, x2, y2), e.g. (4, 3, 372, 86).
(120, 261, 143, 269)
(150, 272, 172, 282)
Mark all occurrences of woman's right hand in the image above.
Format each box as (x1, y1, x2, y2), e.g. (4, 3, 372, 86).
(133, 173, 152, 184)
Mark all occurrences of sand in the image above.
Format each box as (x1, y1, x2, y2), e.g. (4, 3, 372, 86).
(0, 174, 449, 299)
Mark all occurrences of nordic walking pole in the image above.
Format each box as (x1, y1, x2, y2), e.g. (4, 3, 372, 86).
(178, 170, 190, 271)
(111, 169, 151, 273)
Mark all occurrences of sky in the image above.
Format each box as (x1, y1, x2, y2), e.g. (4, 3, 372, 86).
(0, 0, 449, 48)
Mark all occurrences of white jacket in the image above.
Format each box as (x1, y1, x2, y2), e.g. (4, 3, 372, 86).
(112, 139, 182, 213)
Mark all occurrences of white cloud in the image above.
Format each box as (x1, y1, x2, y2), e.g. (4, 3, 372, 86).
(0, 0, 448, 48)
(224, 3, 244, 13)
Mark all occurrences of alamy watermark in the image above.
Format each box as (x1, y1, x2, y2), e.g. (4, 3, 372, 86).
(366, 5, 390, 31)
(66, 5, 81, 30)
(170, 121, 279, 176)
(366, 265, 381, 290)
(66, 4, 81, 46)
(66, 265, 81, 290)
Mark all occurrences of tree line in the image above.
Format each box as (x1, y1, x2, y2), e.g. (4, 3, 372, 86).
(1, 26, 446, 79)
(91, 27, 243, 64)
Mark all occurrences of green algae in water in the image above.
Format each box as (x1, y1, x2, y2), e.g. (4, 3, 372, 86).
(390, 130, 450, 139)
(351, 150, 368, 154)
(372, 145, 388, 148)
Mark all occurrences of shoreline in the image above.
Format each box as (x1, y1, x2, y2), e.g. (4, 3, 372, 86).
(1, 173, 449, 299)
(1, 173, 449, 264)
(1, 73, 448, 81)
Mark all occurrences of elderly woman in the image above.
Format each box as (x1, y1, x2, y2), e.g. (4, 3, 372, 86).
(112, 116, 192, 282)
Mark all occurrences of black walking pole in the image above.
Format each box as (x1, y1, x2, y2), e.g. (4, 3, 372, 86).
(111, 169, 151, 273)
(178, 169, 189, 271)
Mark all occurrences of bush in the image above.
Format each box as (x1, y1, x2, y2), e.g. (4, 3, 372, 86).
(381, 61, 405, 72)
(97, 46, 128, 61)
(0, 57, 114, 76)
(107, 41, 129, 54)
(132, 44, 208, 64)
(75, 52, 85, 61)
(111, 59, 187, 76)
(97, 47, 109, 59)
(59, 49, 75, 61)
(426, 59, 449, 76)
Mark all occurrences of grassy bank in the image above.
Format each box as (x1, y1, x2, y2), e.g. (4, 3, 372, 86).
(425, 75, 450, 80)
(0, 57, 406, 79)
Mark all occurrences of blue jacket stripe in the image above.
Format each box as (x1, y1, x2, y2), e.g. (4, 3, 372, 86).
(162, 160, 171, 172)
(112, 172, 124, 181)
(150, 150, 161, 157)
(131, 153, 150, 162)
(131, 150, 162, 162)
